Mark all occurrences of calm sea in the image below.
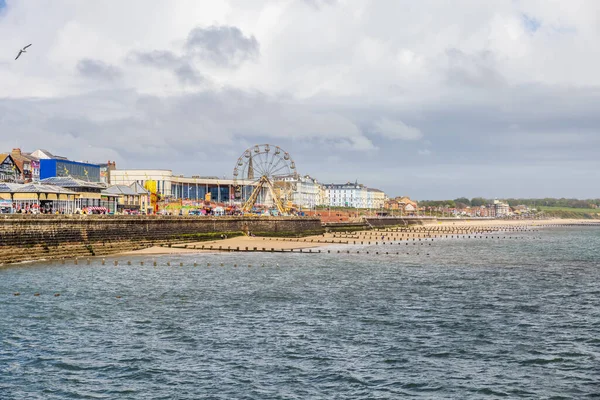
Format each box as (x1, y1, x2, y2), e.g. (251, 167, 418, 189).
(1, 226, 599, 399)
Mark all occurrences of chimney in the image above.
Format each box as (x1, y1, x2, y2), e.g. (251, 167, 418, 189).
(11, 148, 21, 156)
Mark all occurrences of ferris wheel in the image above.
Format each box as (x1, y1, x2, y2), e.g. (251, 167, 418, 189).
(233, 144, 298, 213)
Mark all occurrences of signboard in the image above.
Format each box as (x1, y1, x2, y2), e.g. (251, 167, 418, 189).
(144, 180, 158, 213)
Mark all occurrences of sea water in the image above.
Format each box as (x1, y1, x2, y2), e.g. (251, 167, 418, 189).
(1, 226, 599, 399)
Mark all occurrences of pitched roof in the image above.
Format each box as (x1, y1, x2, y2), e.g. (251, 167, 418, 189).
(39, 176, 106, 189)
(129, 181, 149, 195)
(0, 154, 20, 172)
(31, 149, 68, 160)
(104, 185, 138, 196)
(0, 182, 76, 194)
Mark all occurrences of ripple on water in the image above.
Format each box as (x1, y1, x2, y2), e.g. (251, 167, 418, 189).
(0, 226, 599, 398)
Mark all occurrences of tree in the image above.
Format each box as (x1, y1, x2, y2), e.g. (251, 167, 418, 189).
(454, 197, 471, 207)
(471, 197, 487, 207)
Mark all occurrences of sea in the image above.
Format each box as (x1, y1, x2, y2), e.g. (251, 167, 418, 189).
(1, 226, 599, 399)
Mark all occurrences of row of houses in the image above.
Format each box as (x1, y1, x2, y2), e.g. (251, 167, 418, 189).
(426, 200, 517, 218)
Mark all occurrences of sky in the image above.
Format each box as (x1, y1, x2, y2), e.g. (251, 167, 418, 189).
(1, 0, 599, 199)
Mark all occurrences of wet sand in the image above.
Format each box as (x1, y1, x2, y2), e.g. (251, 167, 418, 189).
(118, 219, 598, 256)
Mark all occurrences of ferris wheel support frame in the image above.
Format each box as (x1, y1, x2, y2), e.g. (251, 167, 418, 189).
(242, 176, 287, 214)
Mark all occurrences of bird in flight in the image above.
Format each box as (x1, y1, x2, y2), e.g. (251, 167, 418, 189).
(15, 44, 32, 60)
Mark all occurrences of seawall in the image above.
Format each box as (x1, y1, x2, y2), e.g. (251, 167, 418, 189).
(0, 215, 322, 265)
(365, 217, 437, 227)
(322, 217, 438, 232)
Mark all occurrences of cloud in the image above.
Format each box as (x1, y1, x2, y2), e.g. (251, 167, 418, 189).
(76, 58, 121, 81)
(1, 0, 600, 198)
(444, 48, 506, 88)
(131, 50, 180, 69)
(372, 118, 423, 141)
(130, 50, 203, 86)
(185, 25, 259, 67)
(174, 63, 203, 85)
(301, 0, 337, 10)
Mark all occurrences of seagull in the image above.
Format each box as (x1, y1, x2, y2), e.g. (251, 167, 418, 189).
(15, 44, 32, 60)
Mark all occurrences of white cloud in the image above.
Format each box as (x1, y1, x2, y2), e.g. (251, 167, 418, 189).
(1, 0, 600, 196)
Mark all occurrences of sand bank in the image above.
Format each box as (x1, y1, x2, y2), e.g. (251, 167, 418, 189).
(118, 219, 599, 256)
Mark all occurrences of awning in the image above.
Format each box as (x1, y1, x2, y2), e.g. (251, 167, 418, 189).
(85, 206, 108, 212)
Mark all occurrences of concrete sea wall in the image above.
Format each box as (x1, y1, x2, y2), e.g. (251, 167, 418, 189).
(0, 215, 323, 265)
(365, 217, 437, 227)
(322, 217, 438, 232)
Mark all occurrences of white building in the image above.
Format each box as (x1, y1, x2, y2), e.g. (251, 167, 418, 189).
(367, 188, 387, 209)
(324, 182, 367, 208)
(282, 174, 322, 208)
(494, 199, 511, 217)
(110, 169, 255, 204)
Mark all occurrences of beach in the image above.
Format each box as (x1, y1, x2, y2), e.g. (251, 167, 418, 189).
(119, 218, 599, 256)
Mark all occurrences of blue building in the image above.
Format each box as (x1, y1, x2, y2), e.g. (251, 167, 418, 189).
(40, 159, 101, 182)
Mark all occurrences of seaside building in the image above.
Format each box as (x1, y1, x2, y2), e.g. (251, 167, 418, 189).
(385, 196, 418, 214)
(367, 188, 387, 209)
(8, 149, 39, 182)
(39, 177, 117, 212)
(104, 183, 150, 213)
(40, 159, 101, 182)
(0, 154, 19, 182)
(30, 149, 68, 161)
(1, 149, 70, 182)
(317, 184, 327, 207)
(323, 182, 367, 208)
(109, 169, 255, 204)
(322, 182, 387, 209)
(0, 182, 78, 213)
(494, 200, 510, 217)
(98, 161, 117, 184)
(283, 174, 321, 209)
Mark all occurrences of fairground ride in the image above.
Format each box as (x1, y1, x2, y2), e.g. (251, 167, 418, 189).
(233, 144, 298, 214)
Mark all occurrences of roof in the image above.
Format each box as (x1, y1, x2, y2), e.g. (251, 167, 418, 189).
(100, 190, 121, 198)
(10, 151, 38, 172)
(31, 149, 68, 160)
(129, 181, 149, 195)
(39, 176, 106, 189)
(323, 183, 365, 189)
(0, 154, 20, 172)
(104, 185, 139, 196)
(0, 182, 76, 194)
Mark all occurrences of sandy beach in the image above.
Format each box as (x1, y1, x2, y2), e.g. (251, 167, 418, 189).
(117, 218, 598, 256)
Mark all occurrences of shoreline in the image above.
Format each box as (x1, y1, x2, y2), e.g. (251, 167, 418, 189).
(116, 218, 600, 257)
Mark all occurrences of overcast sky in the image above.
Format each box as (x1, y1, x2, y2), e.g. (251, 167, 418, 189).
(1, 0, 599, 199)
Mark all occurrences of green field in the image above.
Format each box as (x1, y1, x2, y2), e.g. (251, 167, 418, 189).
(538, 206, 600, 213)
